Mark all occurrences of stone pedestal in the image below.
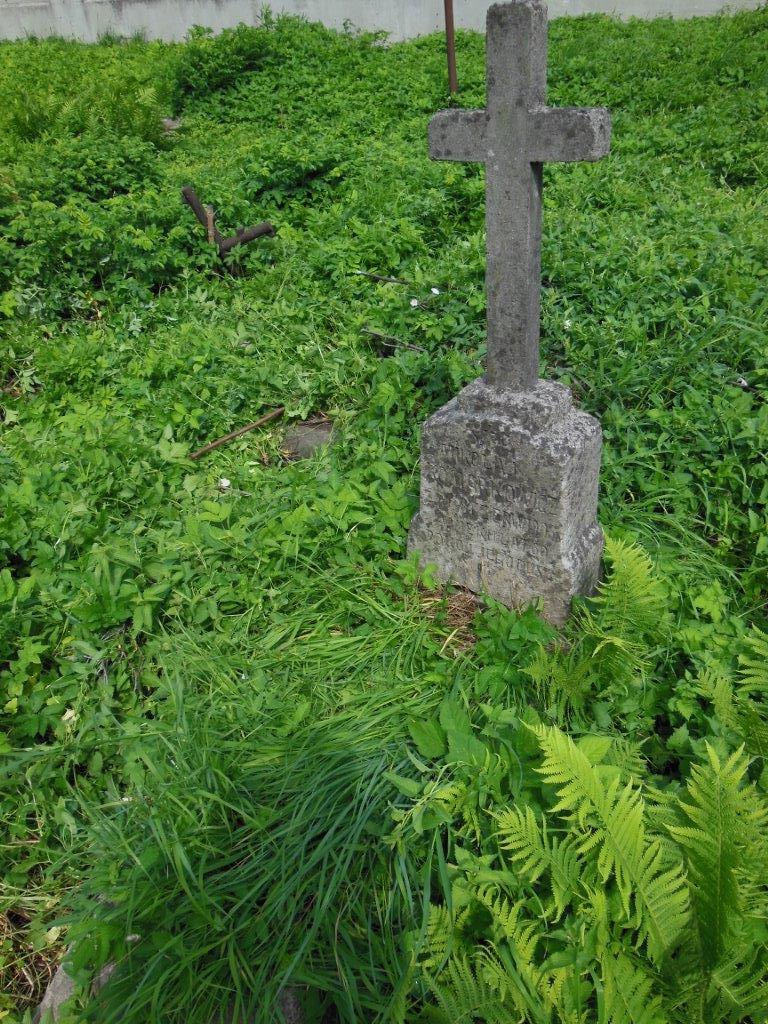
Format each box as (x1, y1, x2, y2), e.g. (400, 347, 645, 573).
(408, 378, 603, 625)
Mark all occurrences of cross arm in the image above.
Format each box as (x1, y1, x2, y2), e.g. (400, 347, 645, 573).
(429, 109, 489, 162)
(528, 106, 611, 163)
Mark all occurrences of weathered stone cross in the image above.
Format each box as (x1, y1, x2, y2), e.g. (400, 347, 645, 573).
(429, 0, 611, 389)
(409, 0, 611, 624)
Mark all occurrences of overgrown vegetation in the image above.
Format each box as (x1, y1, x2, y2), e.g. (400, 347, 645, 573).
(0, 6, 767, 1021)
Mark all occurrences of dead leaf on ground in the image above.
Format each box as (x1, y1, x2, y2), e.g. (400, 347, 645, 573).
(419, 585, 482, 654)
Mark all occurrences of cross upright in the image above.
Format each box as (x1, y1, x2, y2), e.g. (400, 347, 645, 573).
(430, 0, 611, 390)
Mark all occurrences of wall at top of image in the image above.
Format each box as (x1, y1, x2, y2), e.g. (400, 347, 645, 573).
(0, 0, 763, 42)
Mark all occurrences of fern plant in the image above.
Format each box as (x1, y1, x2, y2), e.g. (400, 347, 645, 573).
(425, 955, 533, 1024)
(737, 626, 768, 695)
(597, 952, 667, 1024)
(394, 539, 768, 1024)
(524, 538, 669, 725)
(697, 630, 768, 764)
(531, 725, 689, 965)
(407, 730, 768, 1023)
(668, 745, 768, 1022)
(496, 805, 581, 919)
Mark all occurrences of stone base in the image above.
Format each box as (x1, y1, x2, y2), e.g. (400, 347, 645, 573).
(408, 377, 603, 625)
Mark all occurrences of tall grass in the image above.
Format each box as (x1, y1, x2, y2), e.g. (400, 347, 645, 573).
(57, 571, 457, 1022)
(65, 672, 439, 1023)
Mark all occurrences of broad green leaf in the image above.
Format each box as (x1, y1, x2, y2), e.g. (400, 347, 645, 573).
(408, 718, 447, 759)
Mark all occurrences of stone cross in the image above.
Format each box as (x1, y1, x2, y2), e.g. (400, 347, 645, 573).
(429, 0, 610, 389)
(408, 0, 611, 624)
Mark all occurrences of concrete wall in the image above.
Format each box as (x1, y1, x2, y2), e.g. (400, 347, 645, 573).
(0, 0, 763, 42)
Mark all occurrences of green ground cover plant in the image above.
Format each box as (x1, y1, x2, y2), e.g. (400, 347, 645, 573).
(0, 6, 767, 1021)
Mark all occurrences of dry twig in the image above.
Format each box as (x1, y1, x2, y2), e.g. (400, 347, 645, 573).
(189, 407, 285, 460)
(361, 328, 426, 354)
(352, 270, 411, 286)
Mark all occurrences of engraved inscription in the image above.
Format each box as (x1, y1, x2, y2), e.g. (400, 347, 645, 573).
(408, 379, 604, 625)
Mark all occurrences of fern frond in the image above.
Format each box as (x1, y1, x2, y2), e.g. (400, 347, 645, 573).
(738, 625, 768, 695)
(584, 886, 611, 948)
(698, 667, 768, 760)
(583, 630, 648, 689)
(426, 954, 521, 1024)
(585, 537, 668, 641)
(523, 540, 665, 722)
(524, 644, 592, 720)
(419, 904, 455, 971)
(697, 667, 737, 725)
(669, 745, 748, 970)
(709, 948, 768, 1022)
(476, 887, 541, 969)
(533, 725, 688, 964)
(496, 806, 582, 916)
(734, 697, 768, 760)
(602, 737, 647, 781)
(541, 967, 583, 1024)
(473, 889, 565, 1021)
(478, 946, 554, 1023)
(628, 838, 690, 967)
(598, 952, 667, 1024)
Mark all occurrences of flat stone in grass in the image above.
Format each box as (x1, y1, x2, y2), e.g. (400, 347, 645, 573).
(34, 960, 115, 1023)
(282, 418, 334, 460)
(408, 0, 610, 624)
(37, 960, 305, 1023)
(33, 961, 74, 1023)
(220, 988, 303, 1023)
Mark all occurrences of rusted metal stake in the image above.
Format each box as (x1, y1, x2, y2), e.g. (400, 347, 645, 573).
(444, 0, 458, 94)
(189, 407, 285, 460)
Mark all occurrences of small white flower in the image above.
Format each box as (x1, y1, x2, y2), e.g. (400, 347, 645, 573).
(62, 708, 76, 723)
(431, 287, 440, 295)
(564, 319, 572, 330)
(410, 298, 419, 307)
(736, 376, 749, 389)
(218, 478, 231, 490)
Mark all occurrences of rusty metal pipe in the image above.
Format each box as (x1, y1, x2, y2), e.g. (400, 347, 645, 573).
(444, 0, 458, 94)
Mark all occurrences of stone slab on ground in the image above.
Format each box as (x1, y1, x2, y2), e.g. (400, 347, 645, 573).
(221, 989, 304, 1023)
(282, 419, 334, 460)
(33, 962, 75, 1023)
(34, 960, 115, 1023)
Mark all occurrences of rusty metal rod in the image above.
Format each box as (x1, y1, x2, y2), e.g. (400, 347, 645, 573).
(444, 0, 458, 94)
(189, 407, 285, 460)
